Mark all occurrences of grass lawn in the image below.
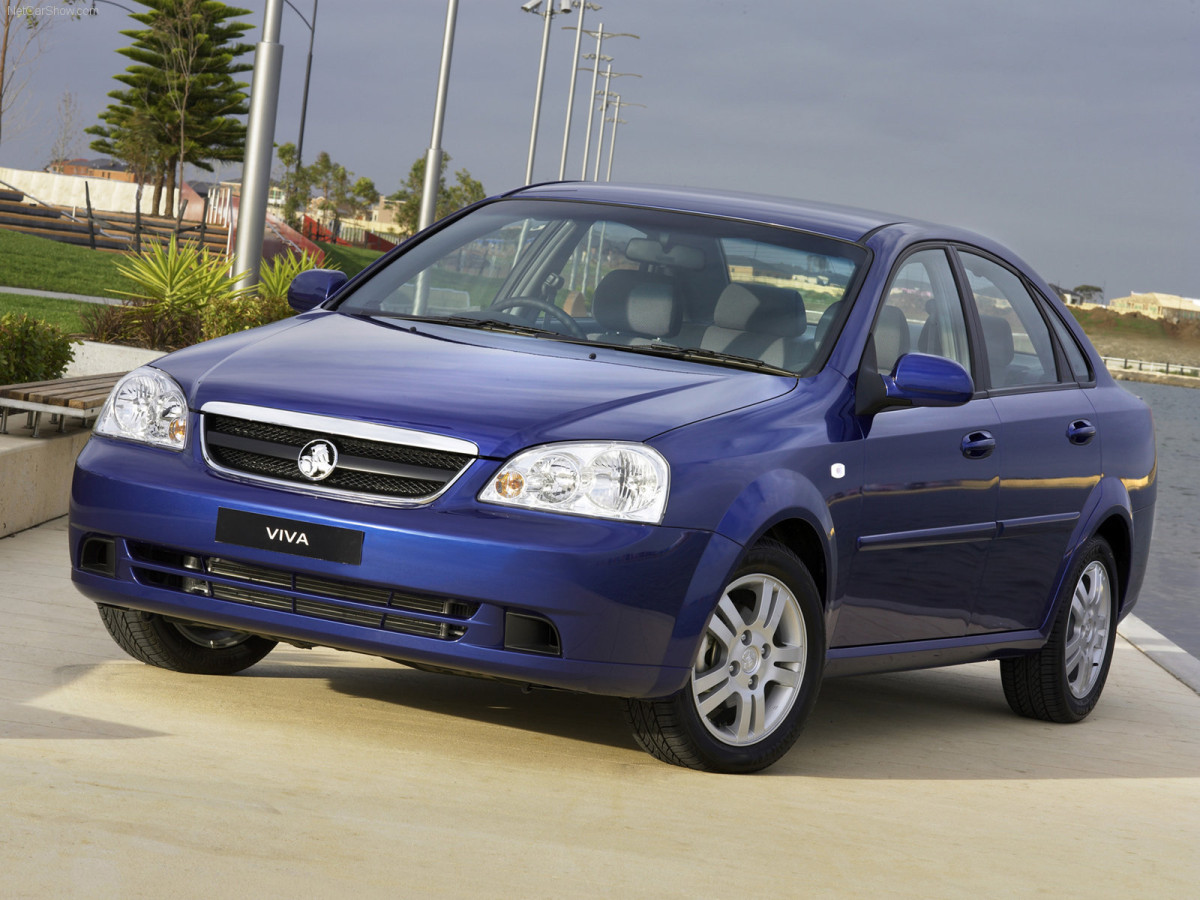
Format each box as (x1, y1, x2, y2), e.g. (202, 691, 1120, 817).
(317, 241, 385, 277)
(0, 230, 130, 297)
(0, 292, 91, 334)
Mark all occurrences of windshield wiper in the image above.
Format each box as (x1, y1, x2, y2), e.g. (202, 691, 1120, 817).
(359, 312, 562, 338)
(610, 342, 797, 376)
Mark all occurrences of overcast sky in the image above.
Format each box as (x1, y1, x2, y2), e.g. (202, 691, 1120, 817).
(2, 0, 1197, 302)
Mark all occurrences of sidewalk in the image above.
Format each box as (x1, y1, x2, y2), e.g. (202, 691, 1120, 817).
(0, 284, 118, 305)
(1, 515, 1198, 898)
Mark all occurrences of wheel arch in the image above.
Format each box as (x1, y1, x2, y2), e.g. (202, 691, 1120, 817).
(1045, 473, 1136, 631)
(710, 466, 838, 613)
(1094, 512, 1133, 614)
(760, 517, 830, 611)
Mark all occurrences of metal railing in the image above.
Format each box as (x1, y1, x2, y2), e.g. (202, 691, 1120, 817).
(1102, 356, 1200, 378)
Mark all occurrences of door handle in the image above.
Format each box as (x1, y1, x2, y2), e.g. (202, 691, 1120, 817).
(961, 430, 996, 460)
(1067, 419, 1097, 445)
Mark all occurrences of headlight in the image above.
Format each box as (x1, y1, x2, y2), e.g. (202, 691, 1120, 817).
(479, 442, 669, 524)
(94, 366, 189, 451)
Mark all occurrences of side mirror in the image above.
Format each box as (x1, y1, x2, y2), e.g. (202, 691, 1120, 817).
(883, 352, 974, 407)
(287, 269, 349, 312)
(858, 351, 974, 415)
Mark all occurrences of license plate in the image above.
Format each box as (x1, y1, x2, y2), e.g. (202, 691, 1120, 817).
(215, 508, 364, 565)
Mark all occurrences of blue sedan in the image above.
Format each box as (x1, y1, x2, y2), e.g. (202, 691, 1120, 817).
(70, 183, 1156, 772)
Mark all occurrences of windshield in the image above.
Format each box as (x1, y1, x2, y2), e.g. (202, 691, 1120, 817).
(336, 199, 867, 375)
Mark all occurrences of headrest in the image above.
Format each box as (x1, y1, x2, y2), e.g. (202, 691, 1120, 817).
(874, 305, 911, 373)
(592, 269, 681, 338)
(713, 282, 805, 337)
(979, 314, 1014, 368)
(624, 238, 706, 271)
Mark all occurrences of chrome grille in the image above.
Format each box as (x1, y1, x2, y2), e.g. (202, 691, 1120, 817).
(201, 408, 476, 504)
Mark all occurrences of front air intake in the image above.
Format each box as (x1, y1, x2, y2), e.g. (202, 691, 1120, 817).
(504, 612, 562, 657)
(79, 535, 116, 577)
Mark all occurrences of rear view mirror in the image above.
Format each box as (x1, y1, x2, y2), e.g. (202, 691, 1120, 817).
(287, 269, 349, 312)
(884, 352, 974, 406)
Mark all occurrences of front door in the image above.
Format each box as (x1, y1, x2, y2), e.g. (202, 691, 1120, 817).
(833, 248, 1000, 647)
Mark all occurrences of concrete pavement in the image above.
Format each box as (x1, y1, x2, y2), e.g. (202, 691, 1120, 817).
(2, 517, 1198, 899)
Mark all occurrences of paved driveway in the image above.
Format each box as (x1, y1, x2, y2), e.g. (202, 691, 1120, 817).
(3, 518, 1199, 898)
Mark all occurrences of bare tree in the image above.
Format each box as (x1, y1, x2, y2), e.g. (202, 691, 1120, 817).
(47, 90, 82, 168)
(0, 3, 83, 148)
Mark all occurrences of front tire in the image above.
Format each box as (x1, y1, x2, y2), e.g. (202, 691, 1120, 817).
(1000, 536, 1118, 723)
(624, 539, 825, 773)
(98, 605, 276, 675)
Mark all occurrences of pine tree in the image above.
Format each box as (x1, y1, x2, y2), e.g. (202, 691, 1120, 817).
(87, 0, 253, 216)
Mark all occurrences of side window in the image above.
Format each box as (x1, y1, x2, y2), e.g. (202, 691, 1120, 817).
(958, 252, 1059, 388)
(874, 248, 971, 375)
(1046, 306, 1093, 382)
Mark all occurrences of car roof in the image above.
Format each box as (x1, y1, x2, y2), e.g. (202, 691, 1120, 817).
(504, 181, 913, 244)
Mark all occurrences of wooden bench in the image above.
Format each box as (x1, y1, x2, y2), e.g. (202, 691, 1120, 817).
(0, 372, 124, 437)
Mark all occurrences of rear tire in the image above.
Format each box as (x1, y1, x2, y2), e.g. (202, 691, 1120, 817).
(98, 605, 276, 675)
(1000, 536, 1118, 723)
(624, 539, 824, 773)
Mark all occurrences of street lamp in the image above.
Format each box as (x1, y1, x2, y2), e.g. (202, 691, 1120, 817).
(577, 26, 638, 180)
(603, 94, 645, 181)
(520, 1, 573, 185)
(591, 65, 640, 181)
(419, 0, 460, 234)
(283, 0, 319, 169)
(557, 2, 601, 180)
(234, 0, 285, 289)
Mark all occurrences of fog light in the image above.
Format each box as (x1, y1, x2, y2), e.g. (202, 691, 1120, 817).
(182, 554, 209, 596)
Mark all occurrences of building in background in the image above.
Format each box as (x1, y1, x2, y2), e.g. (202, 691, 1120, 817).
(1109, 292, 1200, 322)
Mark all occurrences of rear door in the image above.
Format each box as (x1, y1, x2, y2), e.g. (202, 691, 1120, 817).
(954, 249, 1102, 634)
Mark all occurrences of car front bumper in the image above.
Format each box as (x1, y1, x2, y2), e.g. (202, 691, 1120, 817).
(70, 437, 741, 699)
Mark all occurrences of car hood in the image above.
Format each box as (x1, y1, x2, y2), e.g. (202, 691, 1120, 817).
(159, 312, 796, 458)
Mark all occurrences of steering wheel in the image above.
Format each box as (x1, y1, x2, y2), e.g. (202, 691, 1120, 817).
(489, 296, 587, 339)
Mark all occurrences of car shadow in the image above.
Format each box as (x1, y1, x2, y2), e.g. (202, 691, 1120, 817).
(309, 654, 1199, 780)
(292, 658, 640, 753)
(12, 641, 1195, 781)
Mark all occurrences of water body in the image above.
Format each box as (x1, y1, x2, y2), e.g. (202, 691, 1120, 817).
(1118, 380, 1200, 659)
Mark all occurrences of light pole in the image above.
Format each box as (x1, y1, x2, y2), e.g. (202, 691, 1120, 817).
(420, 0, 460, 233)
(591, 66, 640, 181)
(578, 26, 638, 179)
(557, 2, 601, 180)
(284, 0, 319, 169)
(521, 1, 573, 185)
(234, 0, 285, 289)
(412, 0, 461, 314)
(604, 94, 644, 181)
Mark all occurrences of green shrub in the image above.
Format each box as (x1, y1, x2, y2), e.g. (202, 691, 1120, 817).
(89, 243, 331, 349)
(258, 249, 328, 303)
(99, 237, 253, 351)
(80, 302, 133, 346)
(201, 250, 327, 341)
(0, 313, 76, 384)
